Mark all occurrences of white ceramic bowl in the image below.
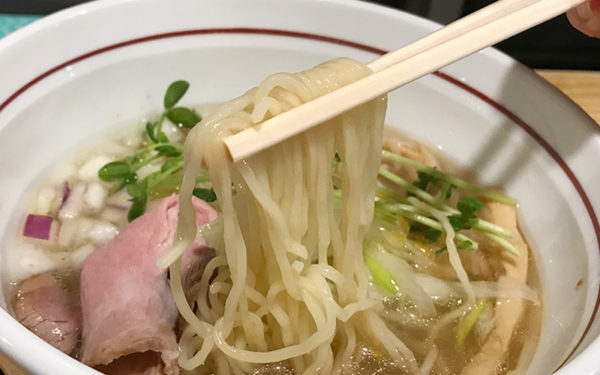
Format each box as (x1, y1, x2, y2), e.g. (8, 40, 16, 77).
(1, 0, 599, 374)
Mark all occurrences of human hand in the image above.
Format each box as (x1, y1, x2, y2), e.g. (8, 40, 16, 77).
(567, 0, 600, 37)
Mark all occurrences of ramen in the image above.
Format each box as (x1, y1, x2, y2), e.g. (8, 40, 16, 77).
(5, 59, 541, 375)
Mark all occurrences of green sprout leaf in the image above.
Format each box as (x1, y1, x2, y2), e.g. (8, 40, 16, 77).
(424, 228, 442, 243)
(130, 152, 145, 167)
(435, 247, 447, 257)
(448, 196, 484, 232)
(156, 130, 169, 143)
(156, 145, 181, 157)
(128, 197, 147, 222)
(166, 107, 201, 128)
(448, 215, 473, 232)
(382, 150, 518, 206)
(456, 239, 478, 250)
(98, 162, 132, 182)
(377, 152, 517, 256)
(193, 187, 217, 202)
(439, 182, 453, 200)
(457, 196, 484, 214)
(146, 120, 168, 143)
(99, 81, 207, 223)
(163, 80, 190, 109)
(161, 158, 183, 173)
(413, 171, 438, 190)
(126, 183, 145, 199)
(126, 182, 148, 222)
(145, 122, 158, 143)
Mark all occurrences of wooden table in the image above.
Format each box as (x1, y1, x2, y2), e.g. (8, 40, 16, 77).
(537, 70, 600, 125)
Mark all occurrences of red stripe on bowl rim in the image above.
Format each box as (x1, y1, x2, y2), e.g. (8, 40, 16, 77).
(0, 27, 598, 371)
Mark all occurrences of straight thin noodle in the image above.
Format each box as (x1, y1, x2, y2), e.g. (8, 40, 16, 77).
(164, 58, 418, 374)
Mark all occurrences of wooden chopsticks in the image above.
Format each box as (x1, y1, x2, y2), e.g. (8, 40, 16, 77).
(224, 0, 585, 162)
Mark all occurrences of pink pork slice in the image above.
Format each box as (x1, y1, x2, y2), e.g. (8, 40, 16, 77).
(79, 194, 217, 375)
(13, 272, 80, 355)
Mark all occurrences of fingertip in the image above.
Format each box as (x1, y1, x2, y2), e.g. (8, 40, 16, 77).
(567, 1, 591, 24)
(567, 1, 600, 38)
(591, 0, 600, 15)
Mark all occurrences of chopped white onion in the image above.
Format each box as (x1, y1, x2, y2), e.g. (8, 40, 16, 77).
(77, 155, 113, 181)
(58, 217, 93, 248)
(99, 207, 129, 227)
(35, 187, 57, 215)
(137, 163, 161, 180)
(121, 129, 143, 148)
(99, 143, 131, 156)
(69, 244, 96, 268)
(106, 191, 132, 210)
(88, 221, 119, 245)
(57, 219, 76, 248)
(6, 241, 57, 283)
(84, 182, 107, 211)
(163, 121, 184, 143)
(58, 183, 85, 220)
(49, 162, 77, 184)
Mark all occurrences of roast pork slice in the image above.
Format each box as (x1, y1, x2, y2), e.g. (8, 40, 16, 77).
(95, 351, 164, 375)
(12, 272, 80, 355)
(79, 194, 217, 375)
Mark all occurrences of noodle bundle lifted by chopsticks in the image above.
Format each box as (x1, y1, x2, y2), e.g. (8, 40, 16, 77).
(161, 58, 418, 374)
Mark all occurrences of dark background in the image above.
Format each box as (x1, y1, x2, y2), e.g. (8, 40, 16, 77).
(0, 0, 599, 70)
(376, 0, 600, 70)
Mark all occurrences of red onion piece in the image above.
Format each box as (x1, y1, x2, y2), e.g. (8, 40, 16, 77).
(23, 214, 53, 240)
(59, 182, 71, 209)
